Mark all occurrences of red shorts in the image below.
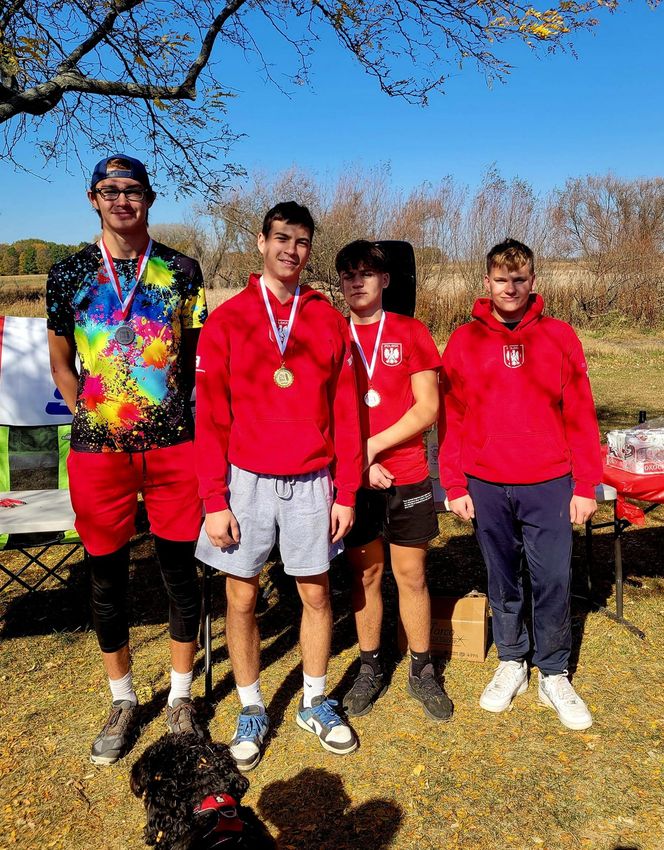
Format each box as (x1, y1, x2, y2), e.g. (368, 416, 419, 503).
(68, 442, 202, 556)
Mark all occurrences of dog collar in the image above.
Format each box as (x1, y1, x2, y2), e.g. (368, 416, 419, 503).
(194, 794, 243, 834)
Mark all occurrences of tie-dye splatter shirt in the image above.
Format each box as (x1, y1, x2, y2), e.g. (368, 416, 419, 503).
(46, 241, 207, 452)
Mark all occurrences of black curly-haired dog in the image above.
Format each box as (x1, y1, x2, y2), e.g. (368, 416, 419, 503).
(130, 733, 275, 849)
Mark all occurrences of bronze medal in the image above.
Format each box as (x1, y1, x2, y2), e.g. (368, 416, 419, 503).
(274, 366, 295, 388)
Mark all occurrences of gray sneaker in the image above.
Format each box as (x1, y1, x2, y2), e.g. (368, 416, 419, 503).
(407, 663, 454, 722)
(166, 698, 205, 738)
(90, 700, 139, 765)
(342, 664, 388, 717)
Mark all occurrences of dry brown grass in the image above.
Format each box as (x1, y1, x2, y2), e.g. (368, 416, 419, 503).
(0, 275, 46, 319)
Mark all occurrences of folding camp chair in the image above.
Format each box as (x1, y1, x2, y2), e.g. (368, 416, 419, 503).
(0, 423, 83, 593)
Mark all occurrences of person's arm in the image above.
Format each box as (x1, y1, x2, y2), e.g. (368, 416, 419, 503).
(438, 337, 474, 520)
(328, 321, 362, 540)
(47, 330, 78, 414)
(181, 260, 207, 398)
(181, 328, 201, 399)
(194, 315, 239, 546)
(366, 369, 438, 466)
(46, 260, 78, 414)
(562, 330, 602, 523)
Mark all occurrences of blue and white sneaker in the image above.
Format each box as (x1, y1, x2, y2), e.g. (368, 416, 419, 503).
(229, 705, 269, 772)
(296, 695, 358, 755)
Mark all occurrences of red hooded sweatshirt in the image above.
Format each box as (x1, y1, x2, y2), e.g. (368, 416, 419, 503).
(439, 294, 602, 500)
(195, 274, 362, 512)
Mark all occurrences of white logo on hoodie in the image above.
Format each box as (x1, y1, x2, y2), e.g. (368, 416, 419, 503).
(503, 344, 525, 369)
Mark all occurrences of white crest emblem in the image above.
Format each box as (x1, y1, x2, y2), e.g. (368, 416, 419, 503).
(503, 344, 525, 369)
(381, 342, 402, 366)
(276, 319, 289, 346)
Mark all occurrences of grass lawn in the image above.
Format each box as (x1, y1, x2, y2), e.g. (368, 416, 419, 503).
(0, 331, 663, 850)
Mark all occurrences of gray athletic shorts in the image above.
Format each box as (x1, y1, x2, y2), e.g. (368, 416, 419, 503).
(195, 464, 344, 578)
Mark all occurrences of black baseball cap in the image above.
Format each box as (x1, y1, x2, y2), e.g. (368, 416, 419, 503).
(90, 155, 152, 189)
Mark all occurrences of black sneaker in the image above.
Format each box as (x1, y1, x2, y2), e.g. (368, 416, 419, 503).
(90, 700, 140, 765)
(407, 663, 453, 722)
(342, 663, 388, 717)
(166, 698, 205, 738)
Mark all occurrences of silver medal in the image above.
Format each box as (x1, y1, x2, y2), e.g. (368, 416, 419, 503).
(364, 388, 382, 408)
(115, 324, 136, 345)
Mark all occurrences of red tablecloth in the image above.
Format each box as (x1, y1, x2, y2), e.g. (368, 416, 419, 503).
(602, 446, 664, 524)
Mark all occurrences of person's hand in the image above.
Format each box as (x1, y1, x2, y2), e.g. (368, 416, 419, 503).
(205, 509, 240, 548)
(448, 495, 475, 521)
(570, 495, 597, 525)
(368, 463, 395, 490)
(330, 502, 354, 543)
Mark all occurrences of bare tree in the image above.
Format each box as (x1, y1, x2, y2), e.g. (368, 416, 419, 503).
(552, 175, 664, 323)
(2, 1, 614, 194)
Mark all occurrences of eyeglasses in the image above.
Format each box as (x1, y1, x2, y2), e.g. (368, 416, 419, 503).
(93, 186, 149, 201)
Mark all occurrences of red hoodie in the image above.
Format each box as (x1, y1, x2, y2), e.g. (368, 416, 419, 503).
(195, 274, 362, 512)
(439, 294, 602, 500)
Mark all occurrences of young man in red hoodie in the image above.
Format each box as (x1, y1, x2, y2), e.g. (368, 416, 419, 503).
(195, 202, 362, 770)
(439, 239, 602, 731)
(337, 240, 453, 723)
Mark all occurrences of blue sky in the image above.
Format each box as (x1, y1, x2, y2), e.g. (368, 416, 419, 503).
(1, 3, 662, 244)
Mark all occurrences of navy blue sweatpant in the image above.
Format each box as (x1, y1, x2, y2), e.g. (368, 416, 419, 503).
(467, 475, 574, 675)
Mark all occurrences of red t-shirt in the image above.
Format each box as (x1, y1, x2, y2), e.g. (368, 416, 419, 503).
(350, 312, 440, 485)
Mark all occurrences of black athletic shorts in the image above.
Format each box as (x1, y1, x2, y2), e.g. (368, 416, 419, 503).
(345, 476, 439, 549)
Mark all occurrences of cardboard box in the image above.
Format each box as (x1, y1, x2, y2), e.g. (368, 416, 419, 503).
(398, 593, 489, 662)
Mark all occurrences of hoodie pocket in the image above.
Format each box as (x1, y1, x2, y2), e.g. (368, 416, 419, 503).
(475, 432, 570, 473)
(231, 416, 330, 469)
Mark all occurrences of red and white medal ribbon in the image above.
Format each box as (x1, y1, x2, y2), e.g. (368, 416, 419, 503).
(350, 311, 385, 383)
(98, 238, 152, 319)
(259, 276, 300, 358)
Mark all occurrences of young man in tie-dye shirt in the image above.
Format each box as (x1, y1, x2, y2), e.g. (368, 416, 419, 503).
(47, 155, 207, 764)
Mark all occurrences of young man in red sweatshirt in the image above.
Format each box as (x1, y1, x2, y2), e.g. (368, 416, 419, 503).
(337, 240, 453, 723)
(439, 238, 602, 730)
(195, 202, 362, 770)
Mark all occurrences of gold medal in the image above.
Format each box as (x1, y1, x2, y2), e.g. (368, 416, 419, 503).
(364, 388, 381, 408)
(274, 365, 295, 388)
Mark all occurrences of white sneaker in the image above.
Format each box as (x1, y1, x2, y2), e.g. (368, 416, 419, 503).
(538, 672, 593, 730)
(479, 660, 528, 713)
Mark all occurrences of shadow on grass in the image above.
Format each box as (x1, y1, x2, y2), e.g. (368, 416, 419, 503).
(258, 767, 403, 850)
(2, 519, 661, 723)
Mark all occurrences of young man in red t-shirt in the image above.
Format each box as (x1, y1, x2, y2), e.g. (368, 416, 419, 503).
(337, 240, 453, 722)
(439, 238, 601, 730)
(195, 203, 362, 770)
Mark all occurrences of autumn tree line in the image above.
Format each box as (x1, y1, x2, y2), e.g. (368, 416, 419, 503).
(149, 168, 664, 332)
(3, 169, 663, 332)
(0, 240, 85, 276)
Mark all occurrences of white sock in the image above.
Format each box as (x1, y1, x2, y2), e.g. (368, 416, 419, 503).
(236, 679, 264, 709)
(302, 673, 326, 708)
(109, 670, 137, 705)
(168, 668, 193, 707)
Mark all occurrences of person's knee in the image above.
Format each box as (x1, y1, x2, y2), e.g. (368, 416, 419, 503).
(352, 560, 383, 590)
(226, 577, 260, 615)
(393, 565, 427, 596)
(297, 578, 331, 613)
